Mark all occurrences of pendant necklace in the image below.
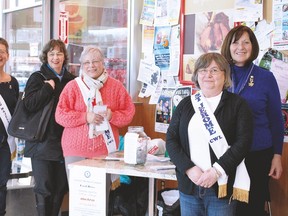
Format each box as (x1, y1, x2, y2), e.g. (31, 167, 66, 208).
(231, 64, 254, 94)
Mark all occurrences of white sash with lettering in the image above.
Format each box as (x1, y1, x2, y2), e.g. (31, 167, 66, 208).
(75, 77, 117, 153)
(0, 95, 16, 158)
(191, 91, 250, 203)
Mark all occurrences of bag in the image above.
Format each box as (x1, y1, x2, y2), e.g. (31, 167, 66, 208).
(108, 177, 148, 216)
(8, 72, 54, 142)
(157, 188, 181, 216)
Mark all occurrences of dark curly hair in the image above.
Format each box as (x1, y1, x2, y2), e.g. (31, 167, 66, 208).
(39, 39, 69, 66)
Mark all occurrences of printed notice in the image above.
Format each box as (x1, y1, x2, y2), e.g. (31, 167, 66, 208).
(69, 165, 106, 216)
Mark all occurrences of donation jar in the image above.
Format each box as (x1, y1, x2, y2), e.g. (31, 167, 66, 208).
(124, 126, 149, 165)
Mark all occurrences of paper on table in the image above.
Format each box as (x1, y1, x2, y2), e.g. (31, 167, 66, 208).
(149, 164, 176, 171)
(147, 154, 170, 162)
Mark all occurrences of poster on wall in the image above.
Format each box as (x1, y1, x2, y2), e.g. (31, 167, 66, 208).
(234, 0, 263, 22)
(137, 59, 161, 90)
(185, 0, 234, 14)
(142, 25, 155, 54)
(155, 87, 175, 133)
(168, 24, 181, 76)
(140, 0, 156, 25)
(171, 86, 192, 115)
(155, 86, 192, 133)
(154, 26, 172, 70)
(282, 104, 288, 142)
(273, 1, 288, 50)
(264, 56, 288, 142)
(270, 57, 288, 103)
(194, 10, 233, 55)
(180, 10, 233, 84)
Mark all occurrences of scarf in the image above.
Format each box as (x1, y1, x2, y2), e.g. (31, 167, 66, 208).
(191, 91, 250, 203)
(75, 70, 117, 153)
(0, 95, 16, 159)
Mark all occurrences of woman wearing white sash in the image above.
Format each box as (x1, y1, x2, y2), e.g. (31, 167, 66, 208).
(55, 46, 135, 212)
(0, 38, 19, 216)
(166, 53, 253, 216)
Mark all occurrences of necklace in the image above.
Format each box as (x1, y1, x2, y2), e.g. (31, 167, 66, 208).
(231, 64, 254, 94)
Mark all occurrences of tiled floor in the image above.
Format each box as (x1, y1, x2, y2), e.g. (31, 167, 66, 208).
(6, 188, 68, 216)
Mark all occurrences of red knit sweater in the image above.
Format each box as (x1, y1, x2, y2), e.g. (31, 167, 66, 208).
(55, 76, 135, 158)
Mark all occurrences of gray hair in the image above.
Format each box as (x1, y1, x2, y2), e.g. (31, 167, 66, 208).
(79, 45, 104, 64)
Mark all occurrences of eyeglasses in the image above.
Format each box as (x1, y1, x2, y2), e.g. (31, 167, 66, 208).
(198, 68, 223, 75)
(83, 60, 101, 67)
(48, 52, 64, 57)
(0, 50, 7, 55)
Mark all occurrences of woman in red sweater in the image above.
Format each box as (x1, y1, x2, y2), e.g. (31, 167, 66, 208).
(55, 45, 135, 173)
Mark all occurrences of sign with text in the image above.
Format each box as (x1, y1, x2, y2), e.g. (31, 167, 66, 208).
(69, 165, 106, 216)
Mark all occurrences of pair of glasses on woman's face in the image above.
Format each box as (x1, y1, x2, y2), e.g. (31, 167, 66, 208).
(0, 50, 7, 55)
(198, 68, 223, 76)
(48, 52, 64, 58)
(83, 60, 101, 67)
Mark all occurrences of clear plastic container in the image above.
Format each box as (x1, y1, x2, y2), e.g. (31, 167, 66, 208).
(127, 126, 149, 164)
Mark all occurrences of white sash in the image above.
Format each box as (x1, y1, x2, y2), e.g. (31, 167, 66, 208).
(191, 91, 250, 203)
(0, 95, 16, 158)
(75, 77, 117, 153)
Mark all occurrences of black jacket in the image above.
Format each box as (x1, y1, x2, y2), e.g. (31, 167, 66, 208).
(166, 90, 253, 198)
(23, 64, 75, 160)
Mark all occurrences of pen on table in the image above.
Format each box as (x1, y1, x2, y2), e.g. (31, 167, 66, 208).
(104, 158, 121, 161)
(157, 168, 175, 171)
(150, 165, 176, 171)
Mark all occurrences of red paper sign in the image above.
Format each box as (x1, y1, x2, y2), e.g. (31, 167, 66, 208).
(59, 11, 69, 44)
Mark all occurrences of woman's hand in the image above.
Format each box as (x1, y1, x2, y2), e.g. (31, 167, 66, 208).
(186, 166, 203, 184)
(86, 108, 112, 124)
(44, 79, 55, 89)
(269, 154, 282, 179)
(196, 167, 218, 188)
(86, 112, 104, 125)
(98, 108, 112, 121)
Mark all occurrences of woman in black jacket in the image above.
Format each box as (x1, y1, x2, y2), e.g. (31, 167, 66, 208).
(166, 53, 253, 216)
(0, 38, 19, 216)
(23, 39, 75, 216)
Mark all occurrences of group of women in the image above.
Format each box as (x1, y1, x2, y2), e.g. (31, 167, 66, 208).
(0, 25, 284, 216)
(0, 39, 134, 215)
(167, 25, 284, 216)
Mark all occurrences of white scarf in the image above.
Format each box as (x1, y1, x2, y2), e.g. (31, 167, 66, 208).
(0, 95, 16, 159)
(191, 91, 250, 203)
(75, 71, 117, 153)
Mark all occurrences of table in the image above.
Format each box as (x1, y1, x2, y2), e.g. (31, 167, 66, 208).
(68, 157, 177, 216)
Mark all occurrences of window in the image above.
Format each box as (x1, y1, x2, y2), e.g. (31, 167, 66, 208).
(3, 1, 42, 91)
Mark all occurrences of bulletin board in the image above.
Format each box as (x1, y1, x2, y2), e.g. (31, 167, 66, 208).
(179, 0, 235, 84)
(179, 0, 267, 85)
